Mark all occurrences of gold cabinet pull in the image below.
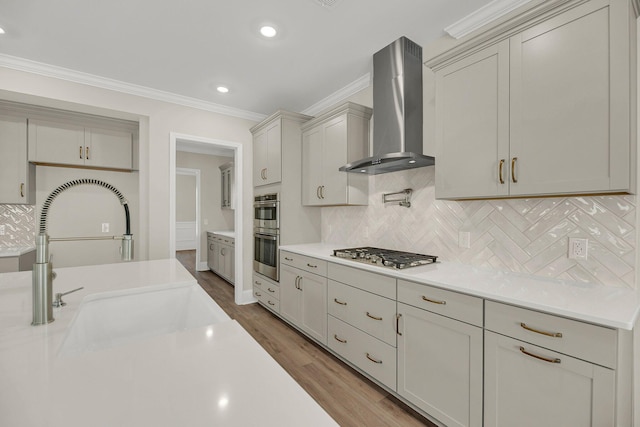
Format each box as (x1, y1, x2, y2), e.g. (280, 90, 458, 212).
(511, 157, 518, 183)
(366, 312, 382, 321)
(85, 146, 90, 160)
(333, 334, 347, 344)
(307, 263, 317, 268)
(519, 346, 560, 364)
(79, 146, 83, 159)
(284, 257, 293, 261)
(499, 159, 505, 184)
(20, 183, 24, 197)
(520, 322, 562, 338)
(396, 313, 402, 336)
(320, 185, 325, 199)
(267, 300, 275, 306)
(295, 276, 303, 291)
(317, 186, 322, 199)
(255, 291, 262, 297)
(422, 296, 446, 305)
(333, 298, 347, 306)
(366, 353, 383, 364)
(254, 280, 262, 286)
(267, 287, 275, 293)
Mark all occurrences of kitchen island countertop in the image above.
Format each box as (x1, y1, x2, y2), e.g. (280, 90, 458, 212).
(0, 258, 336, 427)
(281, 243, 640, 330)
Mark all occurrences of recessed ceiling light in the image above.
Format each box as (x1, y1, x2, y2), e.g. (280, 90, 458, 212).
(216, 86, 229, 93)
(408, 160, 416, 164)
(0, 27, 5, 35)
(260, 26, 277, 38)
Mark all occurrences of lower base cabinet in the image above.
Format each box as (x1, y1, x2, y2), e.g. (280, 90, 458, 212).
(484, 331, 615, 427)
(280, 264, 327, 345)
(253, 273, 280, 313)
(397, 302, 483, 427)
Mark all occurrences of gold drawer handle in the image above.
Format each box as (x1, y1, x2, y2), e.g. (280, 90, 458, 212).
(366, 312, 382, 321)
(255, 291, 262, 297)
(284, 257, 293, 261)
(511, 157, 518, 183)
(520, 322, 562, 338)
(499, 159, 505, 184)
(366, 353, 382, 364)
(85, 146, 90, 160)
(307, 263, 317, 268)
(267, 300, 275, 306)
(422, 296, 446, 305)
(267, 287, 275, 293)
(79, 146, 83, 159)
(333, 334, 347, 344)
(519, 346, 560, 364)
(333, 298, 347, 306)
(20, 183, 25, 198)
(254, 280, 262, 286)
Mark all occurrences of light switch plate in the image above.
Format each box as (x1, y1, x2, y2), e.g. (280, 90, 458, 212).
(102, 223, 109, 233)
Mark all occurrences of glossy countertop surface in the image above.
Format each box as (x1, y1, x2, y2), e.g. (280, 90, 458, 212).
(281, 243, 640, 330)
(0, 246, 35, 257)
(0, 259, 337, 426)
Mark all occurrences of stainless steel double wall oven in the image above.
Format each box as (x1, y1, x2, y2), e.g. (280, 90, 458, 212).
(253, 193, 279, 281)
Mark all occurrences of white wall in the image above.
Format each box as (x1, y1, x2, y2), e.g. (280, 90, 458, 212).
(0, 66, 256, 301)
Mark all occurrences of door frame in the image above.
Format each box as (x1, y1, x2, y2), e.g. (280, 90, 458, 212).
(175, 167, 200, 252)
(169, 132, 245, 305)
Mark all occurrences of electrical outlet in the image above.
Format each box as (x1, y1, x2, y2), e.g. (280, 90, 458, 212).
(568, 237, 588, 259)
(101, 223, 110, 233)
(458, 231, 471, 249)
(0, 224, 5, 235)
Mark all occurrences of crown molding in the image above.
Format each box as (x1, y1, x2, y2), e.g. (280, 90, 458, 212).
(445, 0, 534, 39)
(0, 53, 266, 122)
(301, 73, 371, 117)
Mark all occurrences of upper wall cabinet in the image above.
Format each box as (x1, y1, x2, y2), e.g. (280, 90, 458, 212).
(219, 161, 234, 210)
(428, 0, 638, 199)
(0, 113, 35, 204)
(28, 119, 134, 171)
(301, 102, 371, 206)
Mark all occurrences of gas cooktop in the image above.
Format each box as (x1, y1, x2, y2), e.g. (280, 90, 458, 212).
(332, 247, 437, 269)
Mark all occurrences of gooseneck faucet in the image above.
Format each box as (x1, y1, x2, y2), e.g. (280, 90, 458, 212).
(32, 179, 134, 326)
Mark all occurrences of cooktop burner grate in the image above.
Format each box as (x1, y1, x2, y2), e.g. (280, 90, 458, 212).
(332, 247, 437, 269)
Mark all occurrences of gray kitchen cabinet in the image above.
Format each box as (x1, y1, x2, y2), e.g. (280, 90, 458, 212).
(302, 102, 370, 206)
(484, 301, 617, 426)
(280, 256, 327, 345)
(207, 233, 234, 285)
(431, 0, 637, 199)
(251, 111, 311, 188)
(0, 113, 35, 204)
(219, 162, 234, 209)
(28, 118, 133, 170)
(396, 283, 483, 427)
(252, 273, 280, 313)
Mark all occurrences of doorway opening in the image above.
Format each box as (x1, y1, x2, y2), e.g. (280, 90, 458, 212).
(169, 133, 244, 305)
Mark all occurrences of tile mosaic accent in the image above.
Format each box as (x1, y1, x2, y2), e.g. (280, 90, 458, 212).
(321, 168, 636, 288)
(0, 204, 36, 247)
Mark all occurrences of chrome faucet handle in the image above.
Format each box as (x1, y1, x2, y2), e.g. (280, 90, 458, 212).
(53, 286, 84, 308)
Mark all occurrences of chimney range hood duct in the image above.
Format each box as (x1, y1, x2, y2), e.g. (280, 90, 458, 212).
(340, 37, 434, 175)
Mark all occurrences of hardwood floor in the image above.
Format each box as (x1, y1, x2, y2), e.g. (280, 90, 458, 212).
(176, 250, 435, 427)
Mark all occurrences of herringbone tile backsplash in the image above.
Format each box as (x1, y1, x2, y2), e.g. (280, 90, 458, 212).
(321, 168, 636, 288)
(0, 204, 36, 247)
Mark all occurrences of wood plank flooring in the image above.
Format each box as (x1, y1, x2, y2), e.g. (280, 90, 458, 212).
(176, 250, 435, 427)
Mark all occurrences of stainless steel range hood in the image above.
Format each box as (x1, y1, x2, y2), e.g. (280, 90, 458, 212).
(340, 37, 434, 175)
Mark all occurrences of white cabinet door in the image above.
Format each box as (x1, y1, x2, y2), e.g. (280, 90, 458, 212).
(484, 331, 615, 427)
(253, 129, 268, 187)
(0, 115, 33, 204)
(509, 0, 628, 195)
(279, 264, 303, 327)
(301, 126, 324, 206)
(253, 120, 282, 187)
(321, 116, 350, 205)
(397, 303, 483, 427)
(85, 127, 132, 170)
(299, 270, 327, 345)
(435, 40, 510, 199)
(28, 119, 85, 166)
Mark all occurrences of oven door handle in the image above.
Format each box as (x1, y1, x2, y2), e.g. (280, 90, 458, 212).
(254, 233, 278, 241)
(253, 201, 278, 208)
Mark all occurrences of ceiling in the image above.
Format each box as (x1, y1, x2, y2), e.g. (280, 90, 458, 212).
(0, 0, 493, 119)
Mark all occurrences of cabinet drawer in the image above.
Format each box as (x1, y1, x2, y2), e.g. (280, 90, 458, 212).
(328, 262, 395, 299)
(253, 274, 279, 290)
(398, 280, 483, 327)
(485, 301, 617, 368)
(280, 251, 327, 276)
(328, 315, 396, 391)
(254, 287, 280, 313)
(328, 280, 396, 346)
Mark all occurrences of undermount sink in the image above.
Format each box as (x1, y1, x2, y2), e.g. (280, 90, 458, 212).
(58, 283, 230, 356)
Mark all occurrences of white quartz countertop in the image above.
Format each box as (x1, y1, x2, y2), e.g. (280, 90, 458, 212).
(0, 259, 336, 426)
(281, 243, 640, 330)
(0, 246, 35, 257)
(207, 230, 235, 239)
